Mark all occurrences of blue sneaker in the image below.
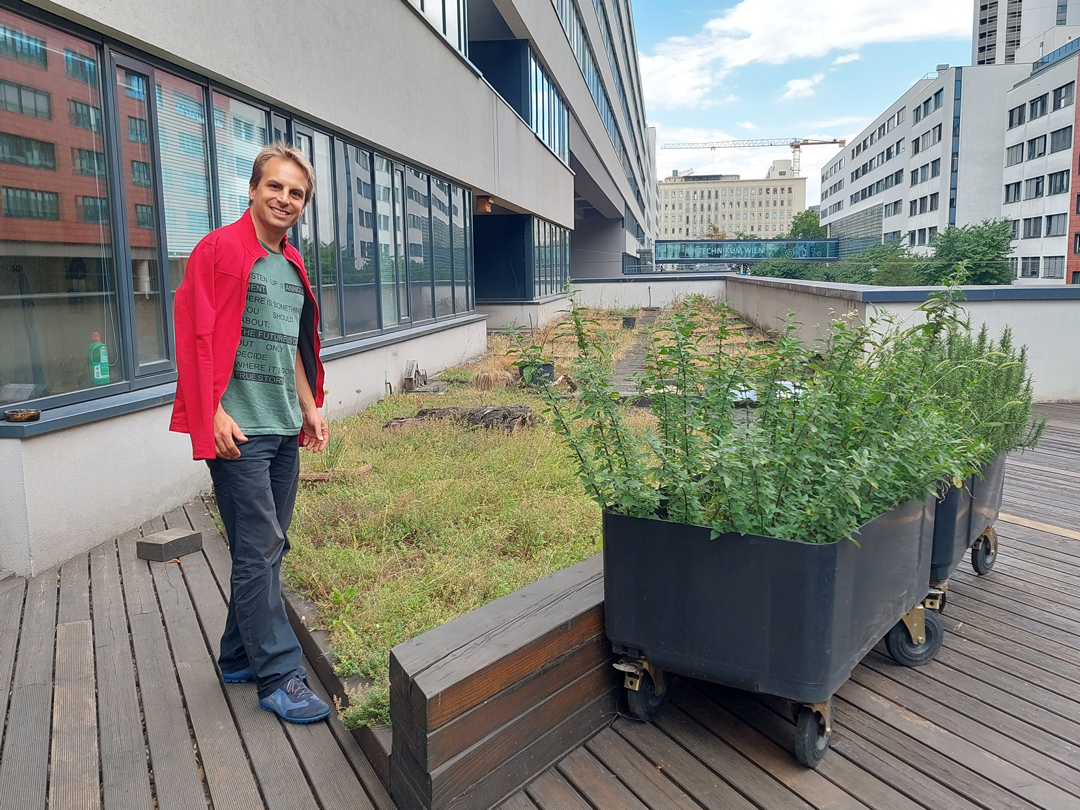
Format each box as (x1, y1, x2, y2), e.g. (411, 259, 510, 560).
(222, 665, 306, 684)
(259, 675, 330, 723)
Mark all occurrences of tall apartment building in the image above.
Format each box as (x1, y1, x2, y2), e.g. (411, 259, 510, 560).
(819, 64, 1029, 257)
(0, 0, 655, 576)
(1001, 43, 1080, 283)
(974, 0, 1080, 65)
(657, 160, 807, 239)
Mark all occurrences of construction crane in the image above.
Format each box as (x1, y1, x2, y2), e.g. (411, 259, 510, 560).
(660, 138, 846, 177)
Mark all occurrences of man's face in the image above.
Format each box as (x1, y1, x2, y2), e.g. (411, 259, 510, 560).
(249, 156, 308, 236)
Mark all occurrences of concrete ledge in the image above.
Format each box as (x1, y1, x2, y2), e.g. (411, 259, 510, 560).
(725, 274, 1080, 302)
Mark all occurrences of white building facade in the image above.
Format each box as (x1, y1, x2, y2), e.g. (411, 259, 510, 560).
(0, 0, 656, 576)
(1002, 49, 1080, 283)
(820, 64, 1030, 257)
(657, 160, 807, 239)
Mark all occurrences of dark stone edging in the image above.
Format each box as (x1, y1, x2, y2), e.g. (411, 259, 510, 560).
(283, 589, 393, 789)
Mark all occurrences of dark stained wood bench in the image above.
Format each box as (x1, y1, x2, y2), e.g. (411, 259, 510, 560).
(388, 554, 619, 810)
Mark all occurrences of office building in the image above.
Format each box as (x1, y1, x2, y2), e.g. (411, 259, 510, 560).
(819, 64, 1030, 257)
(657, 160, 807, 239)
(0, 0, 656, 576)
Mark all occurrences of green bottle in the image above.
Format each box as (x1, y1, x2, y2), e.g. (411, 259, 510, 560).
(89, 331, 110, 385)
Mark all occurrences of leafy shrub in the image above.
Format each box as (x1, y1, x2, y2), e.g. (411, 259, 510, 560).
(544, 279, 1039, 544)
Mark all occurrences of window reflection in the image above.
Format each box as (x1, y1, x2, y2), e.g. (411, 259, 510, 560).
(431, 178, 452, 317)
(155, 71, 211, 307)
(336, 142, 377, 335)
(313, 131, 340, 337)
(212, 92, 266, 226)
(451, 186, 468, 314)
(116, 65, 167, 367)
(0, 9, 123, 403)
(374, 155, 398, 327)
(406, 168, 433, 322)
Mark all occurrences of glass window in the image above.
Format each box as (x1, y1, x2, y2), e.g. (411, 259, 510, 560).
(293, 132, 318, 292)
(211, 92, 267, 226)
(131, 160, 150, 187)
(1023, 217, 1042, 238)
(127, 116, 147, 143)
(405, 168, 433, 322)
(1046, 213, 1068, 236)
(336, 143, 378, 335)
(1, 80, 50, 119)
(0, 132, 56, 169)
(1005, 143, 1024, 166)
(0, 10, 123, 405)
(1021, 256, 1040, 277)
(1028, 135, 1047, 160)
(312, 131, 340, 338)
(430, 177, 453, 317)
(156, 72, 212, 307)
(1051, 126, 1073, 153)
(72, 147, 105, 176)
(64, 49, 96, 84)
(1031, 94, 1049, 120)
(1026, 176, 1046, 199)
(116, 66, 167, 369)
(1008, 104, 1026, 128)
(1049, 170, 1070, 195)
(1053, 82, 1074, 110)
(451, 186, 468, 314)
(1044, 255, 1065, 278)
(374, 155, 404, 326)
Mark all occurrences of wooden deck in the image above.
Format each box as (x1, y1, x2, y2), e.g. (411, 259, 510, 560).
(502, 403, 1080, 810)
(0, 501, 393, 810)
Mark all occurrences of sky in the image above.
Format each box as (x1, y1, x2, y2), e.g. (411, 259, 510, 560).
(631, 0, 976, 204)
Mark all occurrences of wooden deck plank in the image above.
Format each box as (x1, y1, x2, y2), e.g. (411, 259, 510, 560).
(176, 538, 321, 810)
(584, 727, 704, 810)
(116, 534, 207, 810)
(836, 678, 1078, 810)
(939, 632, 1080, 705)
(282, 656, 377, 810)
(90, 540, 155, 810)
(944, 600, 1080, 676)
(555, 747, 651, 810)
(181, 499, 392, 810)
(654, 702, 815, 810)
(671, 680, 869, 810)
(0, 569, 58, 810)
(49, 556, 101, 810)
(497, 793, 541, 810)
(524, 768, 593, 810)
(152, 558, 264, 810)
(703, 684, 928, 810)
(850, 657, 1080, 796)
(830, 700, 1041, 810)
(0, 577, 27, 749)
(613, 717, 758, 810)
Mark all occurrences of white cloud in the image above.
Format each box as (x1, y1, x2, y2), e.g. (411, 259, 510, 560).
(833, 52, 861, 64)
(640, 0, 969, 109)
(780, 74, 824, 101)
(738, 121, 756, 129)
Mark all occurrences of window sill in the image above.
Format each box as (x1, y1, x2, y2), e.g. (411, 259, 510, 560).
(0, 382, 176, 439)
(2, 315, 488, 439)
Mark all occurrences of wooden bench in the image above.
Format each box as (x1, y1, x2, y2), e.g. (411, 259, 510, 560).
(388, 554, 619, 810)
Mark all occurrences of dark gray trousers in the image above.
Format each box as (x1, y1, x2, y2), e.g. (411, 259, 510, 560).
(207, 434, 303, 699)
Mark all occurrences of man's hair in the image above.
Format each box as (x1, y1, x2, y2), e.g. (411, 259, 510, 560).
(248, 141, 315, 206)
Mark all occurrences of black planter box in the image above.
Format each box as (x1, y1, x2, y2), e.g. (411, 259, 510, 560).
(929, 454, 1006, 581)
(603, 498, 935, 705)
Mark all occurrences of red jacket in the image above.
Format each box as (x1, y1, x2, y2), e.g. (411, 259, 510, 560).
(170, 210, 324, 460)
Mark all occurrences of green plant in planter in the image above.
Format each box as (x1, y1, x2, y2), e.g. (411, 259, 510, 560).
(544, 289, 989, 544)
(506, 328, 554, 387)
(930, 322, 1045, 458)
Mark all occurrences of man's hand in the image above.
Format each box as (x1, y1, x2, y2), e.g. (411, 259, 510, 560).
(300, 405, 328, 452)
(214, 404, 248, 458)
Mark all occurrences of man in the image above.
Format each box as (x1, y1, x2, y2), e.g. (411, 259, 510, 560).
(171, 142, 331, 723)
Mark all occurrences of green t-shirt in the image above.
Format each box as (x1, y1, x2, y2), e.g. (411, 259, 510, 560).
(218, 245, 305, 435)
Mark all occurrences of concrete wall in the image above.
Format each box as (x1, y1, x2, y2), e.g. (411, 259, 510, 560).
(0, 318, 487, 577)
(476, 296, 569, 331)
(571, 277, 727, 309)
(38, 0, 573, 226)
(725, 275, 1080, 402)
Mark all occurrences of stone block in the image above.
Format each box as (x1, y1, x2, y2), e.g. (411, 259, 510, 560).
(137, 529, 202, 561)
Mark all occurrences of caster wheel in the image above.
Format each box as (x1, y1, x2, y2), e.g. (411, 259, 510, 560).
(971, 534, 997, 575)
(626, 668, 669, 722)
(938, 590, 947, 613)
(794, 706, 831, 768)
(885, 608, 943, 667)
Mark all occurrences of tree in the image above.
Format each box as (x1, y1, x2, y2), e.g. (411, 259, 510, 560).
(749, 256, 825, 280)
(781, 210, 827, 240)
(925, 219, 1014, 285)
(829, 241, 920, 286)
(703, 223, 730, 240)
